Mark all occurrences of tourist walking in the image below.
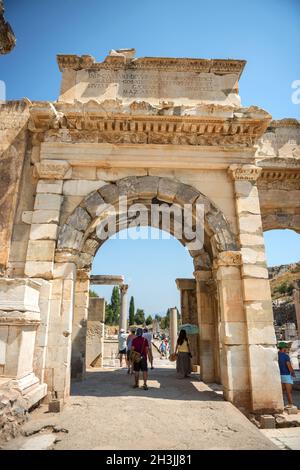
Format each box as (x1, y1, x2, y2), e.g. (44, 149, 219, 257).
(118, 328, 128, 368)
(131, 328, 149, 390)
(126, 328, 136, 374)
(278, 341, 296, 408)
(175, 329, 192, 379)
(143, 327, 154, 369)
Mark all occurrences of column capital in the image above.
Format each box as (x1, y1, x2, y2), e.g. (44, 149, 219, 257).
(119, 283, 129, 294)
(228, 164, 262, 182)
(213, 251, 242, 269)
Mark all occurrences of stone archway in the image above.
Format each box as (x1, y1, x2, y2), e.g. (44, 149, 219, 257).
(54, 176, 238, 392)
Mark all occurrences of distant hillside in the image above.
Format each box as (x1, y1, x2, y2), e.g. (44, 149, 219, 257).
(268, 261, 300, 300)
(268, 261, 300, 326)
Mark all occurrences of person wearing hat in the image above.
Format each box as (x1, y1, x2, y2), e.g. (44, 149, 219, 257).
(118, 328, 128, 368)
(278, 341, 296, 408)
(131, 327, 149, 390)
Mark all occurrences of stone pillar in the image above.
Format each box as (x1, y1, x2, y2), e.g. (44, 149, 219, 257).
(0, 278, 47, 405)
(293, 281, 300, 339)
(71, 270, 90, 379)
(169, 307, 178, 355)
(86, 297, 105, 368)
(194, 270, 218, 382)
(44, 262, 76, 401)
(175, 279, 199, 365)
(228, 164, 283, 412)
(214, 251, 251, 409)
(119, 284, 128, 332)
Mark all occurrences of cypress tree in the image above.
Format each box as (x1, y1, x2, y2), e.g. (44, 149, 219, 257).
(111, 286, 120, 325)
(129, 296, 135, 326)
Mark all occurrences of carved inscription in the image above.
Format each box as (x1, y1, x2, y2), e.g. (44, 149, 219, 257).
(82, 69, 237, 101)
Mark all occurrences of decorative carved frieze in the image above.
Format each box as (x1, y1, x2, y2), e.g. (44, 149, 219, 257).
(228, 164, 262, 181)
(29, 102, 271, 148)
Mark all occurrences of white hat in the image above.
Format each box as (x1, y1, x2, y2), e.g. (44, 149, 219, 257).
(120, 328, 125, 333)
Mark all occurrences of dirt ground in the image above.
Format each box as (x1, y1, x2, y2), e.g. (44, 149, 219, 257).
(3, 357, 278, 450)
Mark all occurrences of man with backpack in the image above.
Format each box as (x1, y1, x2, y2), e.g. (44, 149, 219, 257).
(131, 328, 149, 390)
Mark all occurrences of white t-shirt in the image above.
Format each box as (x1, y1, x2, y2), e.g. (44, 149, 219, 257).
(143, 332, 152, 348)
(118, 333, 127, 351)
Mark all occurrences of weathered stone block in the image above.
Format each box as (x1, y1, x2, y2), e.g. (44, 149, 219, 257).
(98, 184, 120, 204)
(175, 184, 199, 205)
(236, 196, 261, 215)
(260, 415, 276, 429)
(29, 224, 58, 241)
(244, 301, 274, 323)
(67, 207, 91, 232)
(48, 399, 62, 413)
(35, 159, 71, 179)
(25, 261, 54, 279)
(234, 180, 257, 198)
(158, 178, 181, 203)
(84, 191, 105, 218)
(53, 263, 76, 280)
(241, 247, 266, 264)
(34, 194, 63, 211)
(220, 321, 247, 345)
(247, 322, 276, 345)
(239, 214, 263, 234)
(241, 264, 268, 279)
(57, 224, 83, 250)
(36, 180, 63, 194)
(63, 180, 104, 196)
(136, 176, 159, 197)
(31, 210, 60, 224)
(27, 240, 56, 262)
(243, 278, 272, 301)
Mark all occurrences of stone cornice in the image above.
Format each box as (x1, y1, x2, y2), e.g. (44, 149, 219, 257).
(28, 102, 271, 148)
(57, 54, 246, 78)
(268, 118, 300, 129)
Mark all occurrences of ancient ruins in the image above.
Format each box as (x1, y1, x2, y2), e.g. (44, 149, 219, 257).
(1, 48, 300, 433)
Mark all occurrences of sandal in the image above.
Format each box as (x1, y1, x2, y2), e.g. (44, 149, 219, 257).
(143, 384, 148, 390)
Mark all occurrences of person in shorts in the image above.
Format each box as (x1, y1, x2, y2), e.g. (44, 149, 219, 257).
(126, 328, 136, 374)
(118, 328, 128, 368)
(131, 328, 149, 390)
(278, 341, 296, 408)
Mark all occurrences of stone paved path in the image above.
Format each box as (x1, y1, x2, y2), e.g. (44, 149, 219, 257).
(4, 359, 277, 450)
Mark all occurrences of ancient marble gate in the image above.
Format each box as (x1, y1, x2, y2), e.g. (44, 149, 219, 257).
(1, 49, 300, 413)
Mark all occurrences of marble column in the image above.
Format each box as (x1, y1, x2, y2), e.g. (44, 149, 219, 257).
(169, 307, 178, 354)
(119, 284, 128, 332)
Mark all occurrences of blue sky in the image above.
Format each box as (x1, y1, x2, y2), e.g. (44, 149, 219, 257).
(2, 0, 299, 314)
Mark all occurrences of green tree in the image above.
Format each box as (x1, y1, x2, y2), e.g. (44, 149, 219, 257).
(111, 286, 120, 325)
(89, 289, 99, 298)
(105, 303, 113, 325)
(155, 314, 162, 322)
(145, 315, 152, 326)
(134, 308, 145, 325)
(129, 296, 135, 326)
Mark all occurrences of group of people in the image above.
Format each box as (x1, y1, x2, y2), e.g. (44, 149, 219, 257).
(118, 327, 193, 389)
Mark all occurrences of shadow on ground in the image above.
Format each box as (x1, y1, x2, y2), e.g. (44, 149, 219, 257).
(71, 366, 224, 402)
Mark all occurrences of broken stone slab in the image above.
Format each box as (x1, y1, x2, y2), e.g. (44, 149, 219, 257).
(284, 405, 298, 415)
(48, 399, 63, 413)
